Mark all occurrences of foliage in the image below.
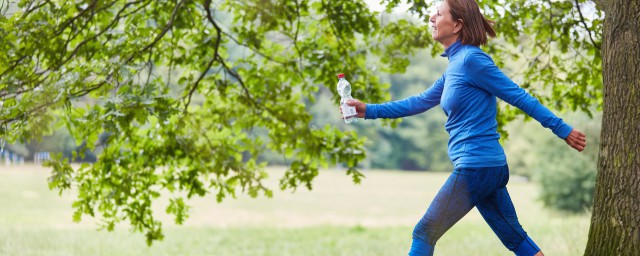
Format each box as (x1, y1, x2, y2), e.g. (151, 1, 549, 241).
(0, 0, 604, 245)
(0, 0, 433, 244)
(538, 154, 597, 213)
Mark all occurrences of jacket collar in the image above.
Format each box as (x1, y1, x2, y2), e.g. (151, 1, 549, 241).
(441, 40, 463, 58)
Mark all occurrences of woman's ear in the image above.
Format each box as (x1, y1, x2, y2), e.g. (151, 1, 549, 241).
(454, 19, 464, 34)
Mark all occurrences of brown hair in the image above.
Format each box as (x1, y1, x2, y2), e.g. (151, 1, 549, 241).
(446, 0, 496, 46)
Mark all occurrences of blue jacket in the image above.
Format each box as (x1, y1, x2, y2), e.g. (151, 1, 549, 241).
(365, 41, 573, 168)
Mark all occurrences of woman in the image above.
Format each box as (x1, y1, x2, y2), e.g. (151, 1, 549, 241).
(343, 0, 587, 255)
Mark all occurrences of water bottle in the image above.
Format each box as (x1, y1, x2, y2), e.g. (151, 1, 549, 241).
(337, 73, 358, 123)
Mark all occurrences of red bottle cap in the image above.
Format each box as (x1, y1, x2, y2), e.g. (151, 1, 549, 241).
(337, 73, 345, 79)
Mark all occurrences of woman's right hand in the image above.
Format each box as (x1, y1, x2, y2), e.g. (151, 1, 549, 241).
(340, 99, 366, 119)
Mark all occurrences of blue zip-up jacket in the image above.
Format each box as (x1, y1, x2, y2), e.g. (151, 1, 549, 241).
(365, 41, 573, 168)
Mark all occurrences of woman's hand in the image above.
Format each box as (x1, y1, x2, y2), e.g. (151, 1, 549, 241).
(565, 128, 587, 152)
(339, 99, 366, 119)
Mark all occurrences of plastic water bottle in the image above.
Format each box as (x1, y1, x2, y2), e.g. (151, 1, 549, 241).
(337, 73, 358, 123)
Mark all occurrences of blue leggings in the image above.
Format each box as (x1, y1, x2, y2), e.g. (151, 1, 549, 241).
(409, 165, 541, 256)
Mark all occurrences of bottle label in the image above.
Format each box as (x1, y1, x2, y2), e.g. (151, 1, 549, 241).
(342, 105, 357, 118)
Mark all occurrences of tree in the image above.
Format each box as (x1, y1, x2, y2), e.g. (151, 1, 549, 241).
(584, 0, 640, 254)
(0, 0, 431, 244)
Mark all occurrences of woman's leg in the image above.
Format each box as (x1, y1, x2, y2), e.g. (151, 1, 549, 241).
(475, 165, 543, 256)
(409, 170, 476, 256)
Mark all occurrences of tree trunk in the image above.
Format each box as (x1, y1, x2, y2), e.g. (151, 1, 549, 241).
(584, 1, 640, 255)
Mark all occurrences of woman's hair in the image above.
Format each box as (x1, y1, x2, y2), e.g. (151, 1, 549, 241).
(446, 0, 496, 46)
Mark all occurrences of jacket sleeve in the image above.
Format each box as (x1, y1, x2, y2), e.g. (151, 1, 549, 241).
(464, 52, 573, 139)
(365, 74, 445, 119)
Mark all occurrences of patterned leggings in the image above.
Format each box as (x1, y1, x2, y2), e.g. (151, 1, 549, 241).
(409, 165, 541, 256)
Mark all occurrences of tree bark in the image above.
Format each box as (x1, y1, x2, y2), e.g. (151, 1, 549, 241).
(584, 1, 640, 255)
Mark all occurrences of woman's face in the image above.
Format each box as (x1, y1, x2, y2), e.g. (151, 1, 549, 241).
(429, 1, 460, 47)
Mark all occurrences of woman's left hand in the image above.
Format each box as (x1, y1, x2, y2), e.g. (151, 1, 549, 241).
(565, 128, 587, 152)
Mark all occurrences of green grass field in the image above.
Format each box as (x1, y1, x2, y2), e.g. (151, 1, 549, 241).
(0, 165, 589, 256)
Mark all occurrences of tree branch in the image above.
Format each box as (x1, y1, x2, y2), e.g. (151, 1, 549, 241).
(292, 0, 305, 74)
(198, 1, 287, 66)
(52, 0, 102, 37)
(145, 48, 154, 87)
(183, 0, 223, 111)
(322, 0, 351, 57)
(0, 55, 28, 79)
(123, 0, 187, 64)
(573, 0, 601, 50)
(59, 6, 96, 66)
(21, 0, 51, 18)
(200, 0, 310, 124)
(203, 2, 258, 110)
(220, 31, 288, 66)
(0, 87, 31, 98)
(0, 0, 8, 15)
(0, 100, 56, 127)
(53, 1, 144, 71)
(2, 0, 180, 129)
(60, 0, 184, 98)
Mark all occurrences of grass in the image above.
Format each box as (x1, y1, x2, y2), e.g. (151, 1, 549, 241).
(0, 165, 590, 255)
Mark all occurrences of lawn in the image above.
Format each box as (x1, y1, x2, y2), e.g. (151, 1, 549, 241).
(0, 165, 589, 256)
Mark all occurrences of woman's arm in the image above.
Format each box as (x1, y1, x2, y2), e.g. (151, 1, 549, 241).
(363, 74, 445, 119)
(464, 52, 573, 139)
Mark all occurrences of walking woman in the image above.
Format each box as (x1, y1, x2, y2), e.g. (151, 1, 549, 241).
(342, 0, 587, 255)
